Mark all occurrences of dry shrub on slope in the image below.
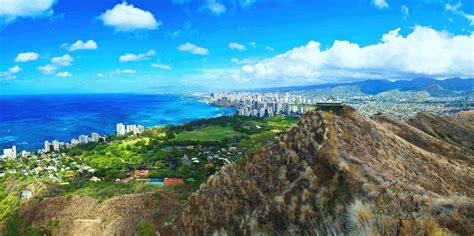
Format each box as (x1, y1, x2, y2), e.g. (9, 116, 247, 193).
(174, 108, 474, 235)
(407, 111, 474, 150)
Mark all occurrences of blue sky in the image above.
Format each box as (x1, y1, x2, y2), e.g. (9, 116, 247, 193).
(0, 0, 473, 94)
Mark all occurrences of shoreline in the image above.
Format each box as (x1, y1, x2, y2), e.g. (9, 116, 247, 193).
(0, 94, 235, 154)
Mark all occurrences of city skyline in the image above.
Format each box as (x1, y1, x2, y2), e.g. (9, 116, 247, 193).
(1, 0, 474, 94)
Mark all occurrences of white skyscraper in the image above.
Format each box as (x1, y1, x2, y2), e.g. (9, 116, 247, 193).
(91, 133, 100, 142)
(116, 123, 126, 135)
(79, 135, 88, 144)
(52, 140, 60, 152)
(71, 138, 79, 146)
(44, 141, 51, 153)
(137, 125, 145, 134)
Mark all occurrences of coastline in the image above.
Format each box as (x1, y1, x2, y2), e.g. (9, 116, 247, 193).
(0, 93, 235, 153)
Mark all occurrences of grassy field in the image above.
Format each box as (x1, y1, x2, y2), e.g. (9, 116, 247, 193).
(173, 125, 244, 142)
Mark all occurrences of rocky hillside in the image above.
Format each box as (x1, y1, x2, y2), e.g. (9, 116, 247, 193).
(173, 108, 473, 235)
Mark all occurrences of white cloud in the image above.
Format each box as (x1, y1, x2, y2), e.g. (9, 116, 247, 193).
(38, 64, 57, 74)
(230, 26, 474, 84)
(118, 69, 136, 74)
(151, 63, 172, 70)
(249, 42, 256, 48)
(178, 42, 209, 55)
(0, 0, 56, 24)
(373, 0, 388, 9)
(231, 58, 259, 65)
(51, 54, 74, 66)
(56, 71, 72, 77)
(401, 5, 409, 20)
(228, 42, 247, 51)
(37, 54, 74, 75)
(445, 1, 461, 12)
(265, 46, 274, 51)
(445, 2, 474, 26)
(0, 65, 21, 80)
(119, 50, 155, 62)
(99, 2, 160, 31)
(68, 40, 98, 51)
(15, 52, 39, 62)
(97, 69, 137, 78)
(8, 65, 21, 73)
(204, 0, 226, 15)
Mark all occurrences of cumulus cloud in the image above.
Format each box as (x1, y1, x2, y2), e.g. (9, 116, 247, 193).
(0, 0, 56, 24)
(178, 42, 209, 55)
(38, 54, 74, 74)
(230, 26, 474, 84)
(204, 0, 226, 15)
(97, 69, 137, 78)
(228, 42, 247, 51)
(119, 50, 155, 62)
(15, 52, 39, 62)
(99, 2, 160, 31)
(56, 71, 72, 77)
(67, 40, 98, 51)
(373, 0, 388, 9)
(445, 1, 474, 26)
(8, 65, 21, 74)
(38, 64, 57, 74)
(265, 46, 274, 51)
(151, 63, 172, 70)
(51, 54, 74, 66)
(0, 65, 21, 80)
(231, 58, 259, 65)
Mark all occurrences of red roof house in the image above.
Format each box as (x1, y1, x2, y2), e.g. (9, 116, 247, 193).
(164, 178, 184, 185)
(133, 170, 149, 177)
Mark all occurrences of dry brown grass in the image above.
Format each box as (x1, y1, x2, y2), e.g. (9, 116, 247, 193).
(172, 109, 473, 235)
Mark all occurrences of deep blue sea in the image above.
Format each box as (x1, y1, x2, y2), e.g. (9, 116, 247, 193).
(0, 94, 234, 151)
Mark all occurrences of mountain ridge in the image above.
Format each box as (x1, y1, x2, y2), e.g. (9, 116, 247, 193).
(248, 77, 474, 96)
(173, 107, 473, 235)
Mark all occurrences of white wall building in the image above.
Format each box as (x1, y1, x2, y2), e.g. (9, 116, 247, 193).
(116, 123, 126, 135)
(2, 146, 16, 159)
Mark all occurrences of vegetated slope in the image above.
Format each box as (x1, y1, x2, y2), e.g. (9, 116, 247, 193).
(407, 111, 474, 150)
(13, 190, 186, 236)
(173, 108, 474, 235)
(371, 113, 474, 163)
(450, 110, 474, 130)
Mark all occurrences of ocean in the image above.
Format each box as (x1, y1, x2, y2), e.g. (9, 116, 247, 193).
(0, 94, 234, 151)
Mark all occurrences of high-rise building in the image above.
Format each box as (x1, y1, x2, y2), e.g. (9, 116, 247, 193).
(285, 104, 291, 115)
(71, 138, 79, 146)
(116, 123, 126, 135)
(52, 140, 60, 152)
(137, 125, 145, 134)
(44, 141, 51, 153)
(79, 135, 88, 144)
(91, 133, 100, 142)
(126, 124, 137, 134)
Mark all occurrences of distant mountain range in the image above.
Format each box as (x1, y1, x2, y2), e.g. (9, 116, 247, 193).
(252, 77, 474, 96)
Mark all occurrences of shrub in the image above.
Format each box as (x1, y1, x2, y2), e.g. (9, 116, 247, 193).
(136, 220, 156, 236)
